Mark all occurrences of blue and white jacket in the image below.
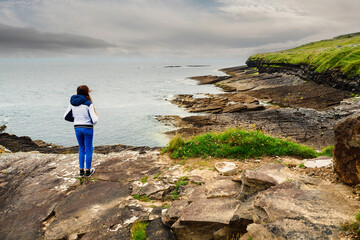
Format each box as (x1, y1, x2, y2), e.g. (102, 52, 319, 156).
(63, 95, 98, 127)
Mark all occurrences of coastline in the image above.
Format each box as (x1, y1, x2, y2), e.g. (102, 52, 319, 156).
(1, 61, 360, 239)
(160, 64, 359, 150)
(1, 61, 359, 152)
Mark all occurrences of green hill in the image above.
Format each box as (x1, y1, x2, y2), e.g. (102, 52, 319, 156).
(248, 32, 360, 78)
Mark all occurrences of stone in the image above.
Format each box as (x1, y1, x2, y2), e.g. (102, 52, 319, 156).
(252, 181, 354, 239)
(333, 116, 360, 185)
(190, 75, 230, 85)
(204, 179, 242, 198)
(303, 156, 333, 168)
(132, 180, 174, 200)
(146, 218, 174, 240)
(214, 162, 239, 176)
(162, 200, 191, 227)
(234, 164, 295, 199)
(171, 198, 252, 240)
(240, 224, 282, 240)
(0, 125, 6, 133)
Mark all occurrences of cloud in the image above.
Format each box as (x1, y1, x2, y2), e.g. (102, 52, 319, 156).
(0, 23, 116, 57)
(0, 0, 359, 58)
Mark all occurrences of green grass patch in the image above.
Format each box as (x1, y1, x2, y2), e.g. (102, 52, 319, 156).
(140, 176, 148, 184)
(248, 32, 360, 78)
(162, 128, 319, 159)
(131, 221, 149, 240)
(319, 145, 334, 157)
(340, 213, 360, 238)
(132, 194, 151, 202)
(153, 172, 161, 179)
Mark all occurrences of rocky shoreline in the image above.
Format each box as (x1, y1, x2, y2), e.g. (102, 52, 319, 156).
(2, 62, 360, 239)
(160, 65, 360, 150)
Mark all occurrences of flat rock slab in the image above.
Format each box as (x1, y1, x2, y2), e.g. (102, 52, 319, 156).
(0, 150, 165, 240)
(252, 181, 355, 239)
(179, 198, 240, 224)
(95, 151, 163, 182)
(132, 180, 174, 200)
(169, 198, 252, 240)
(204, 179, 242, 198)
(44, 181, 132, 240)
(303, 156, 333, 168)
(214, 162, 239, 176)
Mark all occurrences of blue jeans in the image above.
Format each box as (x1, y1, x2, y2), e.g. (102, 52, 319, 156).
(75, 128, 94, 169)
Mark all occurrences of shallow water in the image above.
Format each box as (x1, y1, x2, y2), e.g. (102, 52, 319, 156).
(0, 58, 242, 147)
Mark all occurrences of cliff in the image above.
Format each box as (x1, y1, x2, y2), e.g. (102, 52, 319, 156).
(246, 32, 360, 92)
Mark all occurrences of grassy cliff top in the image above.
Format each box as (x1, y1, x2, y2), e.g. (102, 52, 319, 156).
(248, 32, 360, 77)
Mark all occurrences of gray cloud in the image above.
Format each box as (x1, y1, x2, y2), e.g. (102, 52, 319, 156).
(0, 23, 116, 56)
(0, 0, 359, 58)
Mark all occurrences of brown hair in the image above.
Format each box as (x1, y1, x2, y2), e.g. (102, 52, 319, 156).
(77, 85, 92, 102)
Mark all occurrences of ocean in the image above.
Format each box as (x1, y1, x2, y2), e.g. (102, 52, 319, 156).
(0, 58, 242, 147)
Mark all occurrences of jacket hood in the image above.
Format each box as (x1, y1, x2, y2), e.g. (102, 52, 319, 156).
(70, 95, 91, 106)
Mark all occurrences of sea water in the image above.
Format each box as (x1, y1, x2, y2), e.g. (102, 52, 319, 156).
(0, 58, 242, 147)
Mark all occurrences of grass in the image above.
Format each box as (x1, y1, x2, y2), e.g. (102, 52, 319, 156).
(131, 221, 149, 240)
(132, 194, 151, 202)
(248, 32, 360, 78)
(140, 176, 148, 184)
(340, 213, 360, 238)
(162, 128, 323, 159)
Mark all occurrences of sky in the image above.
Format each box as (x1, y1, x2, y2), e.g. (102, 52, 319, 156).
(0, 0, 359, 60)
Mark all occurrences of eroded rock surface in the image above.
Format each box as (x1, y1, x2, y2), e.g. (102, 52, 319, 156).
(0, 150, 172, 240)
(0, 149, 358, 240)
(334, 116, 360, 185)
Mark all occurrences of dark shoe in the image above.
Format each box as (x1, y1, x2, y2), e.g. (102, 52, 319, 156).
(85, 168, 95, 177)
(80, 169, 84, 177)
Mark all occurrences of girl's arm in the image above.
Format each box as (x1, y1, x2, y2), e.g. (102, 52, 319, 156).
(89, 104, 98, 125)
(63, 105, 74, 122)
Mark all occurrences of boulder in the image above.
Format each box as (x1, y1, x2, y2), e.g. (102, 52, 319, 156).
(214, 162, 239, 176)
(162, 200, 192, 227)
(252, 181, 354, 239)
(169, 198, 252, 240)
(333, 116, 360, 185)
(233, 164, 294, 199)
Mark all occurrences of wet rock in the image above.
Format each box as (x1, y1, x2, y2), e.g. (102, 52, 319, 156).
(171, 93, 265, 114)
(190, 75, 230, 85)
(0, 132, 157, 154)
(214, 162, 239, 176)
(163, 107, 336, 149)
(0, 125, 6, 133)
(333, 116, 360, 185)
(252, 181, 354, 239)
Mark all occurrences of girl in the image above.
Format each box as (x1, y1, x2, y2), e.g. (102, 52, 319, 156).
(64, 85, 98, 177)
